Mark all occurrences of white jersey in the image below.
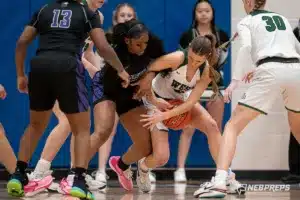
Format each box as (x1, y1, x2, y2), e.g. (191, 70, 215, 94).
(233, 10, 300, 80)
(152, 64, 202, 101)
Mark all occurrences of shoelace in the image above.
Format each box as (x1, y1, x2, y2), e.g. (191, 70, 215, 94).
(199, 177, 215, 188)
(123, 168, 133, 180)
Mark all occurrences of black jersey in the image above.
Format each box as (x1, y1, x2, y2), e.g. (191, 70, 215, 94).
(101, 33, 165, 96)
(29, 0, 101, 58)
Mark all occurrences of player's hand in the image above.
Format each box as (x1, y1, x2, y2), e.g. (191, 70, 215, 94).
(0, 84, 7, 100)
(17, 76, 28, 94)
(153, 98, 173, 111)
(132, 72, 155, 100)
(140, 109, 167, 130)
(224, 79, 239, 103)
(242, 70, 255, 83)
(118, 70, 130, 88)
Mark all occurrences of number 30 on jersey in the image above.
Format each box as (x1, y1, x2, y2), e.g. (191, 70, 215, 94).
(51, 9, 72, 29)
(262, 15, 286, 32)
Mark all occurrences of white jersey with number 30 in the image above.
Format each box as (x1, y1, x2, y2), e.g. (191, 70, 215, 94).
(233, 10, 300, 80)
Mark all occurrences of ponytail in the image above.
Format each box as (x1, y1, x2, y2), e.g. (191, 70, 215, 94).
(204, 35, 220, 96)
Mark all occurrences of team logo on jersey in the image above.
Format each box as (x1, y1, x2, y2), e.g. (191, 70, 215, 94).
(241, 93, 247, 100)
(62, 2, 69, 7)
(171, 80, 192, 94)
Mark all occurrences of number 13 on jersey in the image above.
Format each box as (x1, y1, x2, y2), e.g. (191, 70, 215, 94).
(51, 9, 72, 28)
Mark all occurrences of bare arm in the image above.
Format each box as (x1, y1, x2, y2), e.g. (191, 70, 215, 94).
(16, 26, 37, 77)
(81, 55, 99, 78)
(89, 28, 124, 73)
(148, 51, 185, 72)
(163, 66, 211, 119)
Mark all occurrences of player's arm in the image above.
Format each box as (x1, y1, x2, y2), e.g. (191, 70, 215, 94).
(161, 66, 211, 119)
(232, 19, 252, 82)
(16, 27, 37, 77)
(148, 51, 185, 72)
(81, 56, 99, 78)
(87, 14, 124, 74)
(16, 8, 41, 78)
(133, 50, 185, 100)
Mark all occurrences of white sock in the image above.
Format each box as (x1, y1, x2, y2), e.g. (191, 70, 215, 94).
(177, 168, 185, 172)
(98, 168, 105, 174)
(35, 159, 51, 174)
(228, 168, 233, 176)
(215, 169, 228, 182)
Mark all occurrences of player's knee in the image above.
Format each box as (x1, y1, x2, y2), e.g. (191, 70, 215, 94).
(94, 123, 114, 143)
(57, 117, 71, 132)
(153, 150, 170, 167)
(29, 120, 47, 136)
(205, 119, 220, 135)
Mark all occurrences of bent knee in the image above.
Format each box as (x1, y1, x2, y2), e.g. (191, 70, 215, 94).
(205, 119, 220, 135)
(153, 151, 170, 167)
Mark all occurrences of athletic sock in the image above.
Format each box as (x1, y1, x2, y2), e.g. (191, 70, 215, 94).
(118, 157, 130, 171)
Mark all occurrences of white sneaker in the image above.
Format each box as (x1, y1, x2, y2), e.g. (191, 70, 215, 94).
(84, 173, 106, 191)
(136, 159, 152, 193)
(226, 172, 246, 195)
(149, 171, 156, 183)
(193, 177, 227, 198)
(174, 169, 187, 183)
(92, 170, 108, 184)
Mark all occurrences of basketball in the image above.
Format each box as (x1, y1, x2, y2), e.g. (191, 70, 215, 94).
(162, 99, 192, 130)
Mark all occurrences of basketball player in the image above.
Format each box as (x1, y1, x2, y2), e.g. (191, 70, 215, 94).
(26, 0, 108, 194)
(193, 0, 300, 198)
(98, 19, 166, 191)
(7, 0, 128, 199)
(139, 36, 243, 193)
(0, 84, 17, 175)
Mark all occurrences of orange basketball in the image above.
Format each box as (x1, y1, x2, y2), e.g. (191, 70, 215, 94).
(162, 99, 192, 130)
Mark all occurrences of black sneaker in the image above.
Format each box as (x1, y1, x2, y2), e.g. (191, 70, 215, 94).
(70, 173, 95, 200)
(7, 170, 28, 197)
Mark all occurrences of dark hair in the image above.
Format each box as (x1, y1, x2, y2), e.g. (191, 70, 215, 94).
(190, 35, 220, 95)
(254, 0, 266, 10)
(113, 3, 137, 25)
(191, 0, 221, 47)
(112, 19, 148, 49)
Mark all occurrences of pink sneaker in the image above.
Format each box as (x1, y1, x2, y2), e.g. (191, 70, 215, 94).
(109, 156, 133, 191)
(57, 174, 74, 195)
(24, 175, 53, 197)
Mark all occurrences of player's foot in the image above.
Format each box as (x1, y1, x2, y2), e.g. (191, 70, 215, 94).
(7, 170, 28, 197)
(174, 168, 187, 183)
(85, 173, 106, 191)
(93, 170, 108, 185)
(136, 159, 151, 193)
(193, 177, 227, 198)
(149, 171, 156, 183)
(57, 170, 75, 195)
(70, 173, 94, 200)
(226, 172, 246, 195)
(109, 156, 133, 191)
(25, 170, 54, 196)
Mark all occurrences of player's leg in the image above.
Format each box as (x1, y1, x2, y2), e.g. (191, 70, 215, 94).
(7, 72, 54, 197)
(96, 114, 118, 184)
(190, 103, 221, 162)
(195, 67, 277, 198)
(57, 70, 93, 200)
(137, 126, 170, 193)
(29, 101, 71, 185)
(109, 106, 152, 191)
(175, 127, 195, 182)
(206, 94, 225, 131)
(0, 123, 17, 174)
(283, 63, 300, 144)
